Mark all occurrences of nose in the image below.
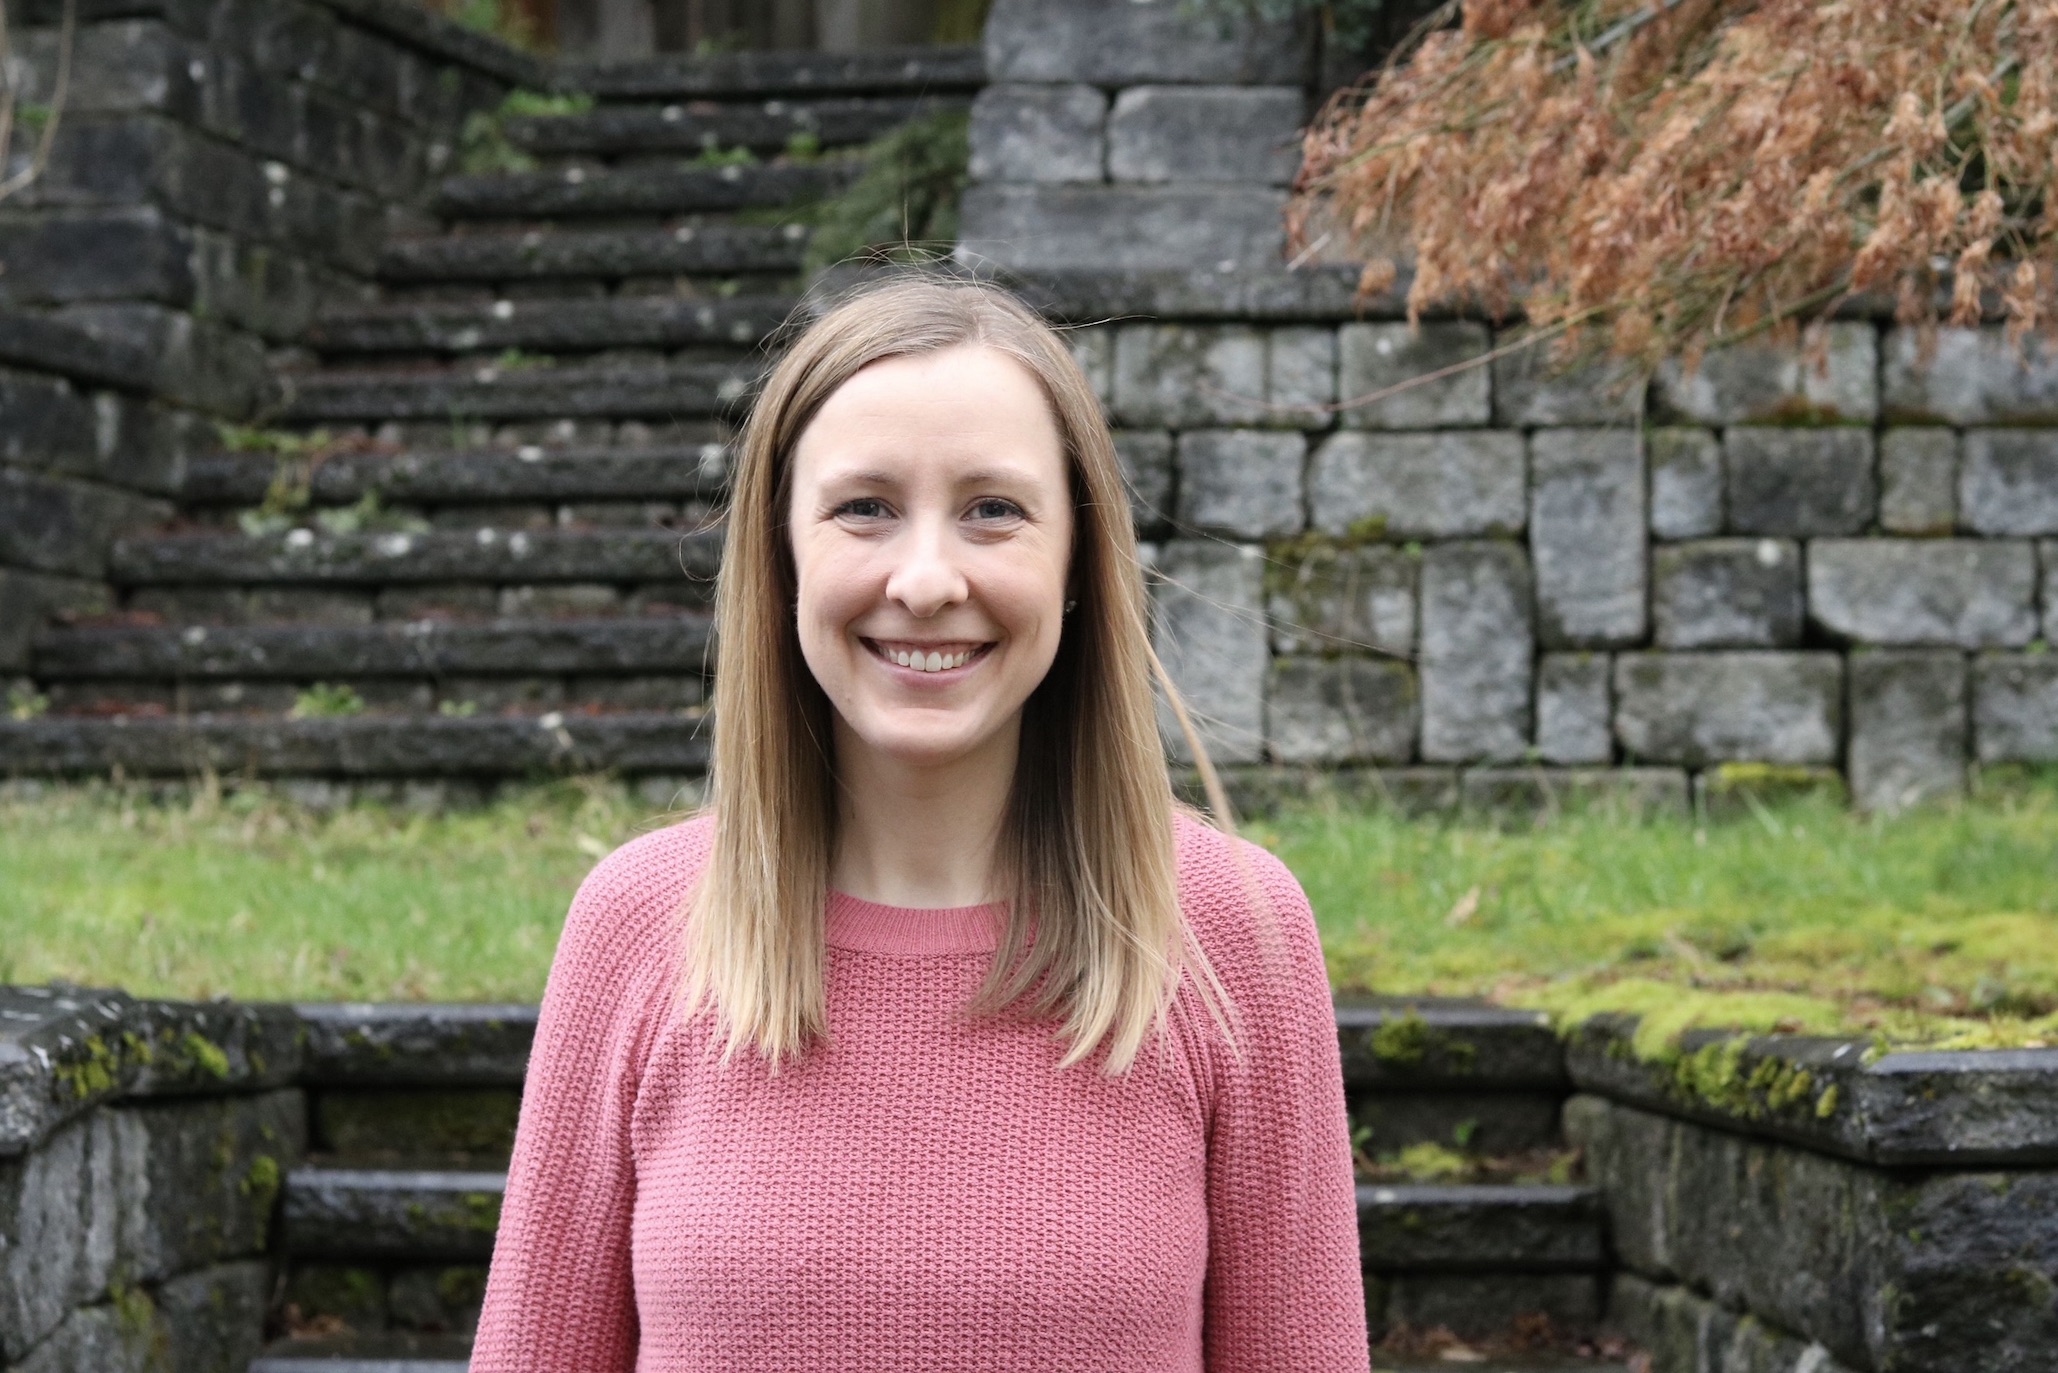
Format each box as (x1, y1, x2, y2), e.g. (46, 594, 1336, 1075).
(883, 513, 969, 618)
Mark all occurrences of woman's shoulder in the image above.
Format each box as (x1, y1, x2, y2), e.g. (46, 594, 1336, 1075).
(549, 813, 715, 989)
(1170, 811, 1324, 981)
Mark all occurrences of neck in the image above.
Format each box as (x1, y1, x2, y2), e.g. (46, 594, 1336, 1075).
(828, 716, 1019, 909)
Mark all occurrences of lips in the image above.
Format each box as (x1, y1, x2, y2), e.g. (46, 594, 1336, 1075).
(863, 639, 993, 674)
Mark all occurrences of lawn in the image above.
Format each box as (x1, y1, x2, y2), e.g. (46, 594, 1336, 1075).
(3, 774, 2056, 1050)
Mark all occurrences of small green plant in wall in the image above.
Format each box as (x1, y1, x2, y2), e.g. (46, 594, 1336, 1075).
(291, 684, 367, 720)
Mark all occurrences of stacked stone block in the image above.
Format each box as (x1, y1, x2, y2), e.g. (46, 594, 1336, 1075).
(1, 0, 525, 416)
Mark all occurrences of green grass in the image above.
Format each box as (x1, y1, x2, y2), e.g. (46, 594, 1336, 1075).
(3, 775, 2056, 1050)
(1252, 770, 2058, 1051)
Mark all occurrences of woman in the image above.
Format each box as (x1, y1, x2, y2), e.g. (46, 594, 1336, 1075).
(471, 277, 1367, 1372)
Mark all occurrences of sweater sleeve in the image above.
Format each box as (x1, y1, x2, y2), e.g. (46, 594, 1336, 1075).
(470, 822, 703, 1373)
(1190, 830, 1370, 1373)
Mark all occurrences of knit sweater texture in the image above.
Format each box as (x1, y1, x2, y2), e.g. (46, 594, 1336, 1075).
(472, 813, 1369, 1372)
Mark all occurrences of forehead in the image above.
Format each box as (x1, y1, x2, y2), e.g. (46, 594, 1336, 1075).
(789, 345, 1066, 487)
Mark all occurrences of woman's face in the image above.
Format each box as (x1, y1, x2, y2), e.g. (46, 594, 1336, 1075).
(787, 344, 1074, 774)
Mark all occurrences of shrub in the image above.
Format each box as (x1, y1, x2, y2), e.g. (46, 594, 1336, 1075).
(1293, 0, 2058, 370)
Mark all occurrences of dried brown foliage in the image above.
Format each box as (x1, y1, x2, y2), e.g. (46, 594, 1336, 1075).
(1291, 0, 2058, 367)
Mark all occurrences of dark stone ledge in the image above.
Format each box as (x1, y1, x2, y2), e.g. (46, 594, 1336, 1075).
(0, 310, 155, 393)
(567, 45, 985, 100)
(434, 162, 853, 220)
(298, 1002, 536, 1086)
(181, 444, 730, 506)
(1337, 998, 1568, 1091)
(1566, 1013, 2058, 1167)
(35, 615, 715, 680)
(0, 711, 713, 777)
(278, 359, 759, 423)
(505, 95, 965, 157)
(1356, 1183, 1606, 1272)
(0, 985, 302, 1156)
(109, 526, 725, 586)
(305, 294, 800, 356)
(282, 1165, 505, 1260)
(377, 223, 809, 283)
(315, 0, 551, 90)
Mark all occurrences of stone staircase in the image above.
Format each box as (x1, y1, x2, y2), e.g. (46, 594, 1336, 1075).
(12, 48, 980, 795)
(248, 1000, 1633, 1371)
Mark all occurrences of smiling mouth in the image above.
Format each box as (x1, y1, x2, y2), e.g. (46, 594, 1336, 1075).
(863, 639, 994, 674)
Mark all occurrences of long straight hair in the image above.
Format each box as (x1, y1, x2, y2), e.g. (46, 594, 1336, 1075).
(684, 276, 1234, 1073)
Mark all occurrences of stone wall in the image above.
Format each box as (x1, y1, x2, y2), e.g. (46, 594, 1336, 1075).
(0, 987, 304, 1373)
(1, 0, 536, 416)
(960, 0, 2058, 810)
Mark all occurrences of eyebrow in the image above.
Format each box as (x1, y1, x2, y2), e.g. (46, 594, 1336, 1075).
(822, 466, 1042, 489)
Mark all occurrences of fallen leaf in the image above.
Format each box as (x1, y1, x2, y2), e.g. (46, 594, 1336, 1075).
(1444, 885, 1482, 927)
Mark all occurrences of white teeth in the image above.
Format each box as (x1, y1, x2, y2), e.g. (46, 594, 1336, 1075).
(881, 645, 978, 672)
(925, 651, 943, 672)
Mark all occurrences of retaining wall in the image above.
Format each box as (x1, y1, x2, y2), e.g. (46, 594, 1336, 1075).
(960, 0, 2058, 810)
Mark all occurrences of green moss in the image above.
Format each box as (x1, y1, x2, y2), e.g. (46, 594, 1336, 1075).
(182, 1031, 231, 1079)
(53, 1034, 122, 1101)
(1386, 1142, 1470, 1181)
(243, 1154, 282, 1213)
(1815, 1084, 1841, 1118)
(1369, 1011, 1430, 1065)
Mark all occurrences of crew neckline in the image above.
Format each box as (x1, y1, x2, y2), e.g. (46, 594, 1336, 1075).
(824, 889, 1007, 956)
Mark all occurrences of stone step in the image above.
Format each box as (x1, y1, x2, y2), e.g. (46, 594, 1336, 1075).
(569, 45, 984, 100)
(279, 359, 757, 423)
(305, 293, 797, 357)
(181, 444, 728, 509)
(34, 616, 712, 680)
(505, 95, 966, 158)
(378, 223, 809, 283)
(109, 527, 724, 587)
(1356, 1184, 1605, 1272)
(286, 1169, 506, 1268)
(0, 712, 711, 777)
(434, 161, 852, 220)
(250, 1333, 473, 1373)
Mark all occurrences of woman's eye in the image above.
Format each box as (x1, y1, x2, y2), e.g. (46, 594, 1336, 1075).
(836, 498, 890, 520)
(969, 498, 1024, 522)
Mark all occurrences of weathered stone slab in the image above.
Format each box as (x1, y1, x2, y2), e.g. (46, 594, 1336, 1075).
(1608, 1274, 1862, 1373)
(957, 183, 1287, 271)
(282, 1167, 504, 1261)
(282, 359, 754, 423)
(379, 223, 809, 282)
(1153, 540, 1267, 764)
(575, 45, 983, 98)
(315, 1087, 521, 1162)
(968, 83, 1106, 184)
(1186, 764, 1461, 818)
(1648, 427, 1722, 539)
(1307, 433, 1527, 541)
(434, 162, 851, 219)
(1973, 652, 2058, 763)
(1266, 656, 1416, 763)
(1883, 325, 2058, 424)
(995, 263, 1371, 323)
(38, 617, 717, 681)
(0, 468, 169, 580)
(1351, 1091, 1566, 1156)
(1807, 539, 2038, 647)
(983, 0, 1306, 85)
(1491, 334, 1645, 426)
(1378, 1272, 1604, 1345)
(1419, 542, 1533, 763)
(1111, 430, 1173, 530)
(1651, 539, 1801, 649)
(1654, 323, 1878, 423)
(1568, 1092, 2058, 1373)
(1266, 543, 1415, 657)
(184, 443, 730, 508)
(1536, 653, 1611, 764)
(508, 95, 961, 157)
(157, 1259, 271, 1373)
(1460, 767, 1690, 819)
(1879, 427, 1958, 534)
(109, 527, 725, 586)
(0, 569, 108, 674)
(1357, 1184, 1604, 1272)
(117, 1090, 304, 1279)
(1565, 1014, 2058, 1166)
(1613, 652, 1841, 765)
(2046, 540, 2057, 642)
(1175, 430, 1304, 539)
(1723, 427, 1876, 536)
(1848, 650, 1967, 812)
(0, 988, 300, 1158)
(1337, 323, 1491, 429)
(1106, 86, 1302, 185)
(1529, 429, 1646, 648)
(1110, 324, 1329, 429)
(0, 714, 715, 779)
(296, 1004, 536, 1086)
(1960, 428, 2058, 535)
(306, 293, 800, 357)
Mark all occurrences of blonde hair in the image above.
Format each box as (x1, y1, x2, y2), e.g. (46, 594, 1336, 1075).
(685, 275, 1234, 1073)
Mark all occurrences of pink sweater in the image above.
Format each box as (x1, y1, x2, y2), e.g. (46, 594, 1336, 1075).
(472, 814, 1368, 1372)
